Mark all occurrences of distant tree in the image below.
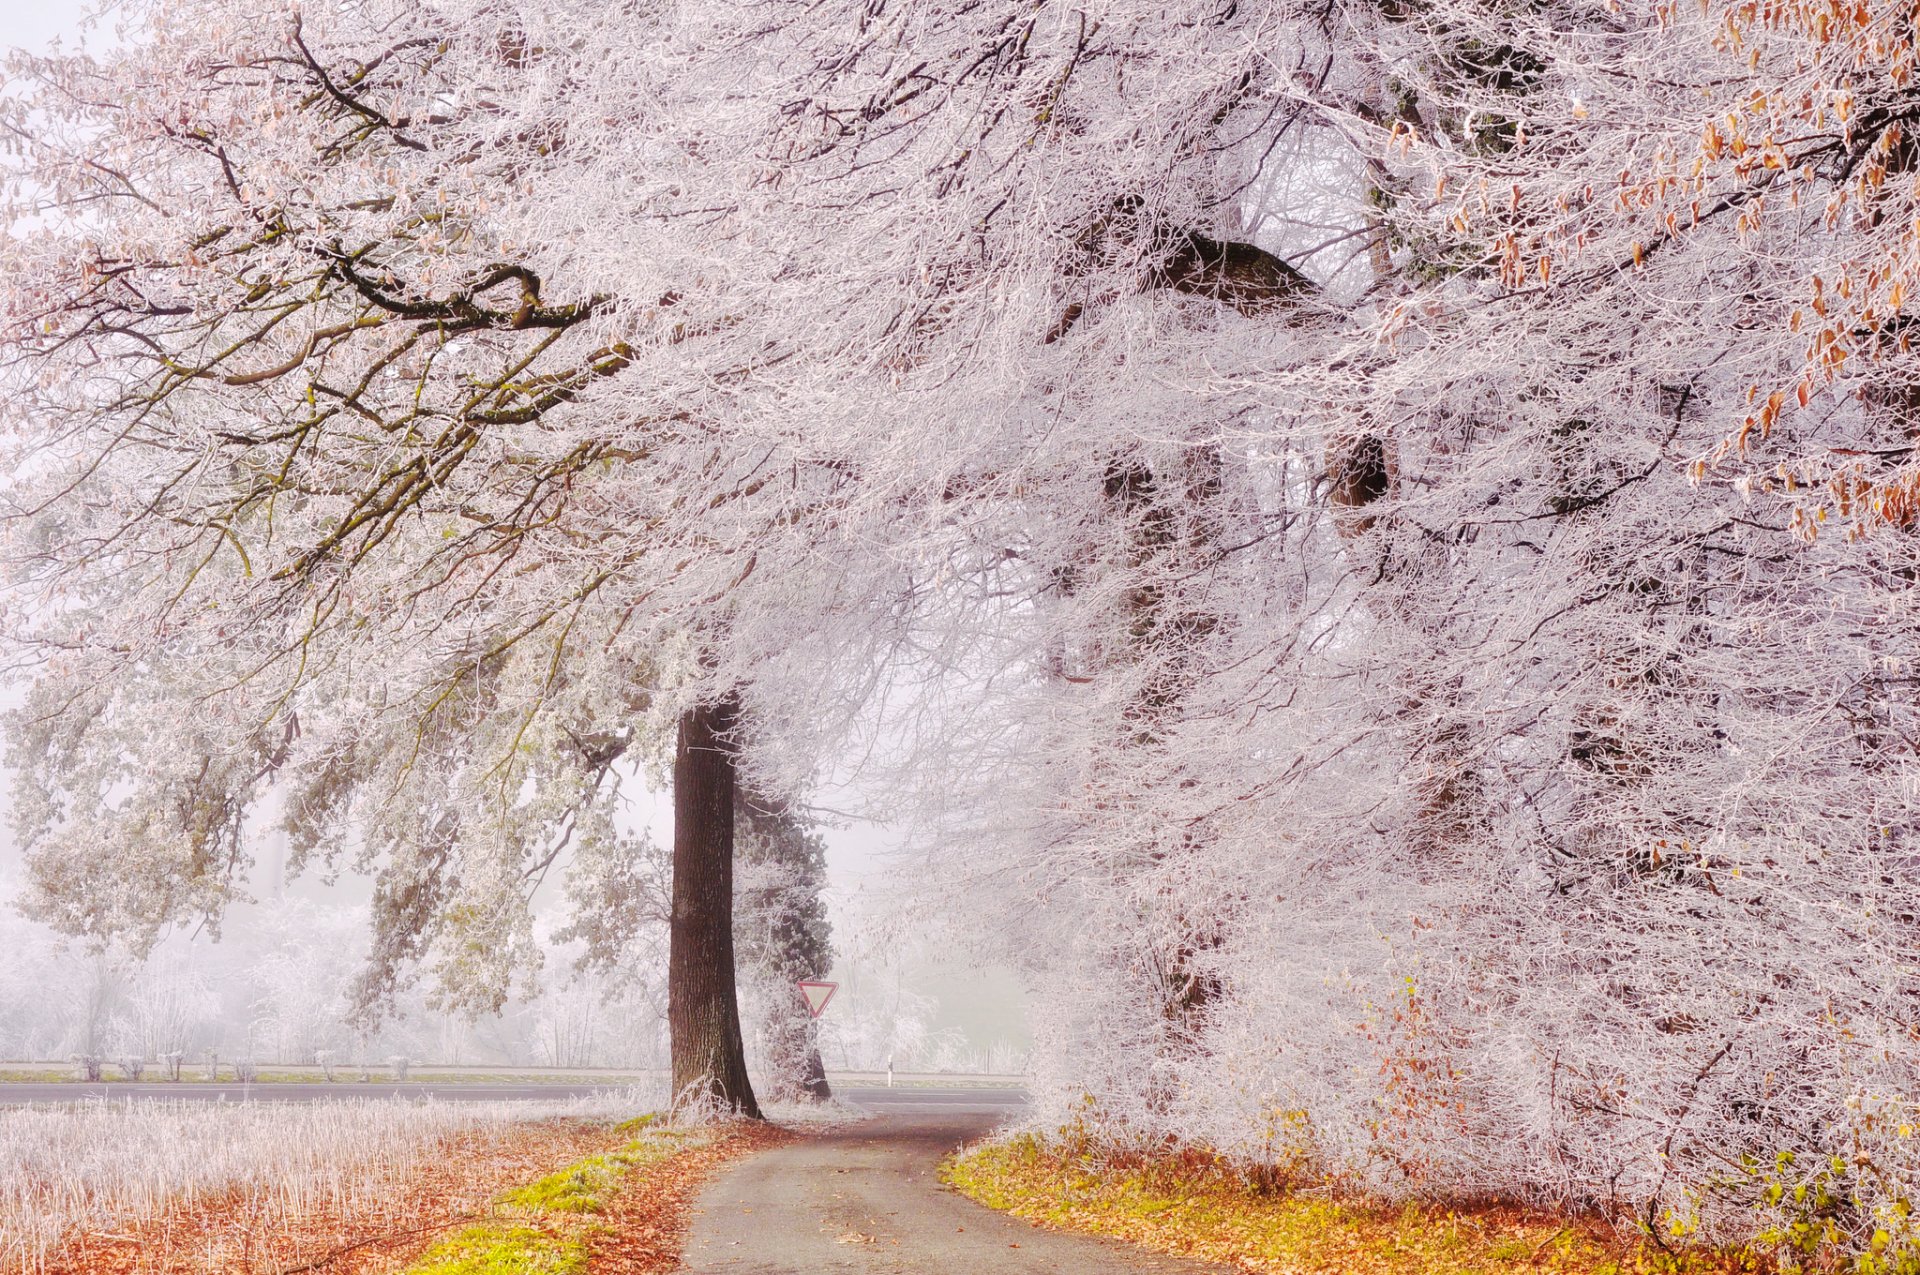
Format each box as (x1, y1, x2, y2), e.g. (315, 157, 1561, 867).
(247, 946, 350, 1064)
(113, 954, 220, 1064)
(530, 981, 599, 1071)
(734, 791, 833, 1102)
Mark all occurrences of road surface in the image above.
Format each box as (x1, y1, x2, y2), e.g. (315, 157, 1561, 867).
(680, 1108, 1223, 1274)
(0, 1082, 1025, 1108)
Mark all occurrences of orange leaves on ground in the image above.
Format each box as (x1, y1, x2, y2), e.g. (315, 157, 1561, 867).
(39, 1114, 791, 1275)
(586, 1120, 792, 1275)
(44, 1119, 628, 1275)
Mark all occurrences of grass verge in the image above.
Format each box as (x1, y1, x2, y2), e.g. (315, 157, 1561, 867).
(396, 1115, 707, 1275)
(943, 1135, 1758, 1275)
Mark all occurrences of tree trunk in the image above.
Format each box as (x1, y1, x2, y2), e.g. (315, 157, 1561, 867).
(797, 1029, 831, 1100)
(762, 989, 832, 1103)
(669, 694, 762, 1119)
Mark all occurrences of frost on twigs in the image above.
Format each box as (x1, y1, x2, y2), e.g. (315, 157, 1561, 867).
(0, 1093, 662, 1272)
(8, 0, 1920, 1266)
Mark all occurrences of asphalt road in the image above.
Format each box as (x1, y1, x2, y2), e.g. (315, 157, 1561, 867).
(0, 1082, 1026, 1109)
(836, 1086, 1026, 1113)
(681, 1108, 1222, 1274)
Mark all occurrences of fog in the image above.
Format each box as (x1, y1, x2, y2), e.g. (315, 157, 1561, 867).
(0, 0, 1032, 1074)
(0, 779, 1032, 1071)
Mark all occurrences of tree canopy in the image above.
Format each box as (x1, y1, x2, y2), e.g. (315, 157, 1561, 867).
(7, 0, 1920, 1252)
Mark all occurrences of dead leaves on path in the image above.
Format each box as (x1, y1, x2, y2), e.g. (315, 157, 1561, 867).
(586, 1120, 794, 1275)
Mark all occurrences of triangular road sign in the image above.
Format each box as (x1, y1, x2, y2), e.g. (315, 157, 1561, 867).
(797, 980, 838, 1018)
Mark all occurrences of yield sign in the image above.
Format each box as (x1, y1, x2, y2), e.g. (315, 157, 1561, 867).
(797, 980, 838, 1018)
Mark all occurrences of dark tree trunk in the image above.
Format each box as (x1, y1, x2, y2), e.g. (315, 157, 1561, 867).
(669, 694, 762, 1119)
(797, 1030, 831, 1100)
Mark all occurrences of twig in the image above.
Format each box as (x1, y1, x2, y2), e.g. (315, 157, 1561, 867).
(268, 1213, 476, 1275)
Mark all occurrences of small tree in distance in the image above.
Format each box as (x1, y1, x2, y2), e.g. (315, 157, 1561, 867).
(735, 791, 833, 1103)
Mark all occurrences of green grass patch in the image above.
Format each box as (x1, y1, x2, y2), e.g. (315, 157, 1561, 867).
(396, 1115, 701, 1275)
(498, 1137, 686, 1215)
(406, 1222, 586, 1275)
(944, 1135, 1760, 1275)
(499, 1152, 627, 1214)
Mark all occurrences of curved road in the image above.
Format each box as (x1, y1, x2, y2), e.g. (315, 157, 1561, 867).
(681, 1108, 1224, 1274)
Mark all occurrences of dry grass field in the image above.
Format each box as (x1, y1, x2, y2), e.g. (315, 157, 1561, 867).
(0, 1093, 667, 1274)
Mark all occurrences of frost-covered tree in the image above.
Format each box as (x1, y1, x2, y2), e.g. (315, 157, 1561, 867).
(0, 0, 886, 1117)
(13, 0, 1920, 1257)
(114, 953, 222, 1065)
(733, 791, 833, 1102)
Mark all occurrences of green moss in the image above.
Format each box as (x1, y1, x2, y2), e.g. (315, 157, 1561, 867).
(395, 1115, 699, 1275)
(495, 1119, 701, 1218)
(407, 1223, 586, 1275)
(501, 1153, 627, 1214)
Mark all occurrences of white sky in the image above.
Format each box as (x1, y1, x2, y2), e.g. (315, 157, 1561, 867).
(2, 0, 104, 54)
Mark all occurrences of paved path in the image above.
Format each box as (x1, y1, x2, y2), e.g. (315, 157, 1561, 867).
(681, 1109, 1223, 1274)
(836, 1086, 1027, 1114)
